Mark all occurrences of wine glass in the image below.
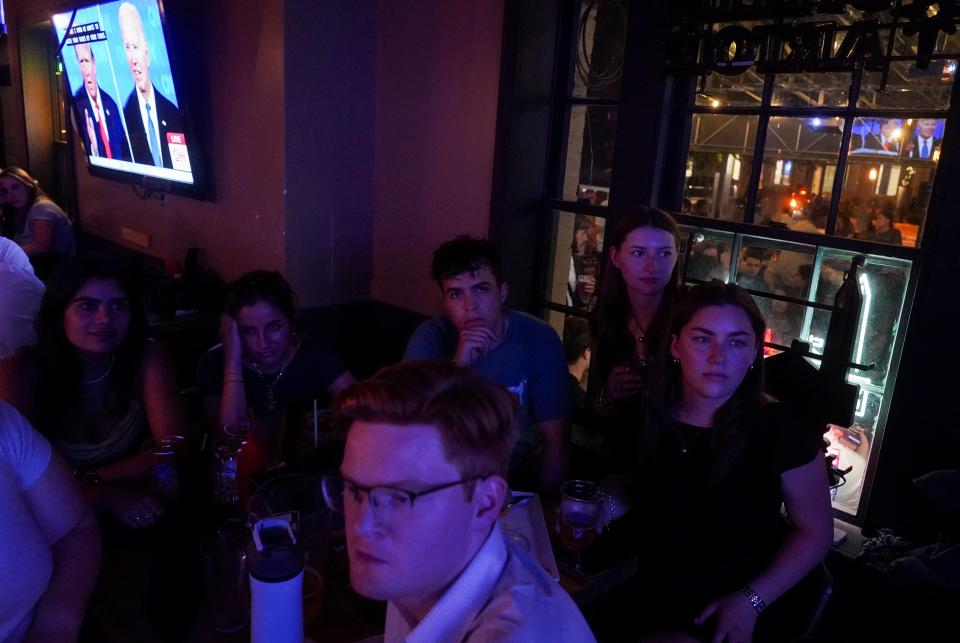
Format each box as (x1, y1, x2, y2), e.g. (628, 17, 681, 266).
(559, 480, 606, 576)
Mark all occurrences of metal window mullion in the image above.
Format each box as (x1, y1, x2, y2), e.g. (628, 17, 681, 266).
(824, 66, 862, 236)
(743, 73, 776, 225)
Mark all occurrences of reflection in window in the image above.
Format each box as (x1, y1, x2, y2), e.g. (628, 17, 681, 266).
(696, 70, 764, 107)
(562, 107, 618, 204)
(859, 60, 955, 110)
(571, 0, 629, 100)
(737, 245, 814, 327)
(683, 114, 757, 221)
(772, 71, 851, 108)
(681, 227, 734, 283)
(807, 253, 910, 388)
(545, 211, 607, 314)
(838, 117, 944, 247)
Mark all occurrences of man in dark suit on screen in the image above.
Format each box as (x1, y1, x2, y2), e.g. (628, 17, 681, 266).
(118, 2, 184, 169)
(903, 118, 942, 160)
(72, 43, 130, 161)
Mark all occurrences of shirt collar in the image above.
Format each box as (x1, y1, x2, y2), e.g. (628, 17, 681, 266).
(387, 525, 508, 643)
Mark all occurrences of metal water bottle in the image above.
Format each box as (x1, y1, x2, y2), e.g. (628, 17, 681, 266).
(248, 518, 304, 643)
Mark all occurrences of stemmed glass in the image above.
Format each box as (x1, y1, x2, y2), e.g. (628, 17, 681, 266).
(558, 480, 606, 577)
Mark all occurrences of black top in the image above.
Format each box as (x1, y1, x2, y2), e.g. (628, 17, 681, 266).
(632, 402, 824, 606)
(197, 336, 348, 415)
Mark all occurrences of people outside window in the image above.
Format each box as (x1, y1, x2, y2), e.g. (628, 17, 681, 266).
(71, 43, 131, 161)
(197, 270, 355, 458)
(0, 167, 76, 261)
(0, 238, 45, 360)
(621, 282, 832, 642)
(117, 2, 185, 169)
(327, 360, 596, 642)
(404, 236, 570, 492)
(865, 209, 903, 246)
(0, 401, 100, 643)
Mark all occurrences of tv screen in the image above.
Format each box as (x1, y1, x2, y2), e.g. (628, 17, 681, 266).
(52, 0, 204, 196)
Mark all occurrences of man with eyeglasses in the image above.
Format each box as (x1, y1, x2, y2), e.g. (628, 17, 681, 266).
(323, 361, 595, 642)
(403, 235, 570, 493)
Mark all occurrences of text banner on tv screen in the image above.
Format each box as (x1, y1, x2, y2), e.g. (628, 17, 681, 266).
(53, 0, 196, 186)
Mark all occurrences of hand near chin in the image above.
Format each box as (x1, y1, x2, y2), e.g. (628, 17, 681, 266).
(453, 326, 498, 366)
(695, 592, 758, 643)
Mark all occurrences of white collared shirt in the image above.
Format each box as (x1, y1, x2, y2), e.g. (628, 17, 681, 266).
(383, 524, 596, 643)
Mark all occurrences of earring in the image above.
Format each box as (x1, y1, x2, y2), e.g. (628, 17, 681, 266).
(673, 358, 680, 366)
(749, 364, 755, 371)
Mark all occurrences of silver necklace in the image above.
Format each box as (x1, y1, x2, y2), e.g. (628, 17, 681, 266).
(83, 354, 115, 385)
(250, 352, 293, 412)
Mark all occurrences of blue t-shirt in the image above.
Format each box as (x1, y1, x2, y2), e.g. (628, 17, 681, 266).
(403, 309, 570, 463)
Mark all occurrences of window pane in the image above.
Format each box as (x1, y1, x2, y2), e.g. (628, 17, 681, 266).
(683, 114, 758, 220)
(735, 238, 816, 352)
(772, 71, 851, 108)
(680, 226, 735, 283)
(809, 250, 912, 517)
(756, 116, 845, 232)
(561, 106, 618, 204)
(838, 117, 944, 247)
(571, 0, 629, 99)
(695, 70, 764, 107)
(545, 210, 607, 312)
(858, 60, 955, 110)
(807, 252, 911, 389)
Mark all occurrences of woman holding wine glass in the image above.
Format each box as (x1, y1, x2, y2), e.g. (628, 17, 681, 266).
(629, 282, 832, 643)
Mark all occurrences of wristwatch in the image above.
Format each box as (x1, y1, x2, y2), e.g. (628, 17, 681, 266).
(741, 585, 766, 614)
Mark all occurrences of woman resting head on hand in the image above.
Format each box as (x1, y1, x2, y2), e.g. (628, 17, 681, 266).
(199, 270, 355, 447)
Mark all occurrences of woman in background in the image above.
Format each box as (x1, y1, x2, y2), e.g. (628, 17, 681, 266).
(0, 167, 75, 259)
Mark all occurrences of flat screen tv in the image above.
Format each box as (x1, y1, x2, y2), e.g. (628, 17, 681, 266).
(52, 0, 205, 197)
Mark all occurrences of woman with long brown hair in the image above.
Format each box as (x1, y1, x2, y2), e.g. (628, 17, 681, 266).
(631, 282, 832, 643)
(589, 207, 683, 427)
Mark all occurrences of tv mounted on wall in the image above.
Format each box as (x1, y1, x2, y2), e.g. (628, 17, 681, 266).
(52, 0, 205, 198)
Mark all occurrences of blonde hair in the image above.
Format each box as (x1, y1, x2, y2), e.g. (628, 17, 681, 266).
(334, 361, 517, 481)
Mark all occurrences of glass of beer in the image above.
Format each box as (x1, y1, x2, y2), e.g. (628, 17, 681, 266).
(559, 480, 606, 575)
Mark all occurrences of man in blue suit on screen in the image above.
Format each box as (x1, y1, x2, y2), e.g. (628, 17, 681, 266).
(118, 1, 184, 169)
(72, 43, 130, 161)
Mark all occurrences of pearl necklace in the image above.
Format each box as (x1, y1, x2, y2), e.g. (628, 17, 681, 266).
(83, 354, 115, 385)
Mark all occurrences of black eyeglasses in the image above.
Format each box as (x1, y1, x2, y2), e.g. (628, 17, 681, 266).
(321, 474, 489, 519)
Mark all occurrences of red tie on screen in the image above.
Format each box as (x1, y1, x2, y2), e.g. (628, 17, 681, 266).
(91, 96, 112, 159)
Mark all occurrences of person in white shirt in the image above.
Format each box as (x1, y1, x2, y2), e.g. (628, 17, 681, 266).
(0, 238, 44, 359)
(325, 360, 595, 643)
(0, 401, 100, 642)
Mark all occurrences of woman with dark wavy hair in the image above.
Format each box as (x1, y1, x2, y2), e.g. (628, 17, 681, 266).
(0, 254, 185, 529)
(629, 282, 832, 643)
